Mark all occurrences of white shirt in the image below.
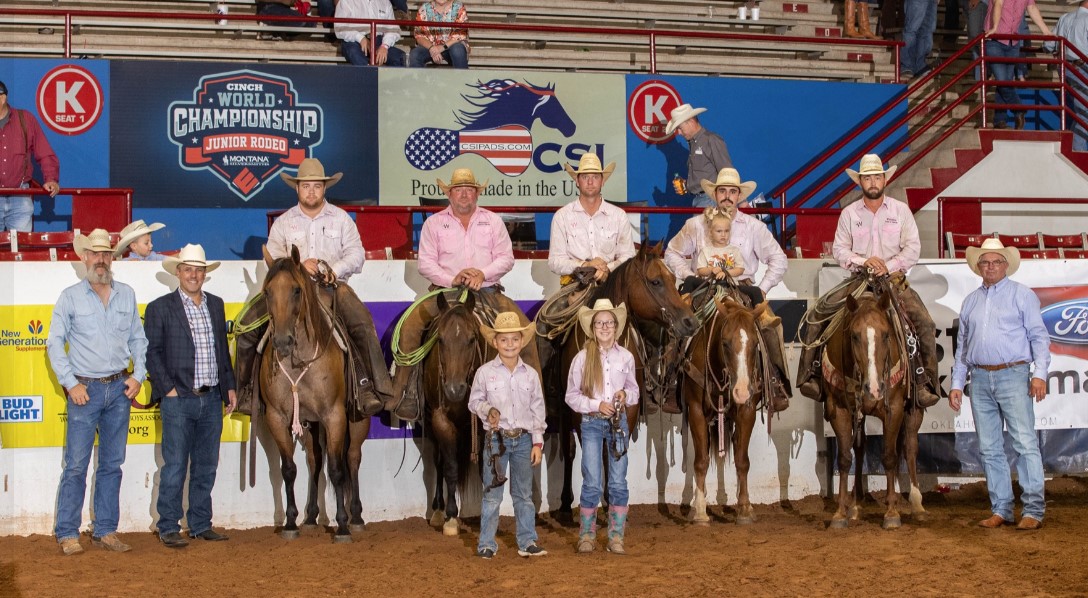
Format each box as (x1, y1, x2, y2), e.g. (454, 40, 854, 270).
(665, 211, 787, 293)
(335, 0, 403, 46)
(267, 202, 365, 280)
(548, 199, 636, 275)
(468, 356, 546, 445)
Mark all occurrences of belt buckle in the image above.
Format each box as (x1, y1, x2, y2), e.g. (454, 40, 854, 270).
(501, 428, 524, 439)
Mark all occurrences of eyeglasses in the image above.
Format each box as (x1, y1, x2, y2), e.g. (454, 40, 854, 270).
(593, 321, 617, 329)
(977, 259, 1007, 268)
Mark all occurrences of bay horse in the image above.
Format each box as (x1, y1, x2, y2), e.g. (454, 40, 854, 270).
(260, 246, 356, 542)
(420, 290, 487, 536)
(823, 291, 927, 529)
(682, 298, 766, 525)
(550, 244, 698, 515)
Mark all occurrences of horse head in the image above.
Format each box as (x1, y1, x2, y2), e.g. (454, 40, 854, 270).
(845, 292, 895, 404)
(262, 245, 322, 362)
(605, 243, 697, 337)
(456, 79, 576, 137)
(714, 299, 764, 405)
(429, 290, 481, 404)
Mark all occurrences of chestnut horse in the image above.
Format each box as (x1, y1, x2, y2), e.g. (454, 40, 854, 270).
(682, 298, 766, 525)
(550, 244, 698, 514)
(823, 291, 927, 529)
(260, 246, 356, 542)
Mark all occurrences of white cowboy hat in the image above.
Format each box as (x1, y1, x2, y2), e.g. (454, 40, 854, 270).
(965, 238, 1021, 277)
(280, 158, 343, 190)
(73, 228, 116, 255)
(845, 153, 898, 185)
(437, 168, 488, 195)
(664, 103, 707, 135)
(480, 311, 535, 347)
(564, 152, 616, 184)
(163, 243, 221, 275)
(699, 168, 757, 201)
(115, 219, 166, 256)
(577, 298, 628, 338)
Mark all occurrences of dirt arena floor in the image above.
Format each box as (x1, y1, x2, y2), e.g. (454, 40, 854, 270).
(3, 477, 1087, 597)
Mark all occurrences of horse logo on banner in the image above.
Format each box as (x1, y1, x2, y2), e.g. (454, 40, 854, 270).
(168, 70, 324, 201)
(404, 79, 576, 176)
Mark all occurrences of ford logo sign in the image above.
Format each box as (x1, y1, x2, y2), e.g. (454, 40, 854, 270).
(1040, 299, 1088, 345)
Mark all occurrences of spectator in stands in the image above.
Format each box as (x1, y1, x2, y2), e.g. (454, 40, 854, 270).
(902, 0, 939, 78)
(256, 0, 334, 39)
(664, 104, 733, 209)
(1045, 0, 1088, 150)
(967, 0, 990, 80)
(843, 0, 882, 40)
(409, 0, 470, 68)
(0, 80, 59, 233)
(47, 229, 147, 556)
(336, 0, 407, 66)
(985, 0, 1051, 129)
(949, 238, 1050, 531)
(116, 219, 167, 261)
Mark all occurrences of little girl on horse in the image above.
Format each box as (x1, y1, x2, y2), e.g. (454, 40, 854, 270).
(565, 299, 640, 554)
(683, 207, 763, 308)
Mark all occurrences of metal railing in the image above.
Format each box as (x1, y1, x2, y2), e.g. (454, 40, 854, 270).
(938, 196, 1088, 257)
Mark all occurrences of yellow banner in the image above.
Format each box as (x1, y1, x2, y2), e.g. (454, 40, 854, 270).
(0, 303, 249, 448)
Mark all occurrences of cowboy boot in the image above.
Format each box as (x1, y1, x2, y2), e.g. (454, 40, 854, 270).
(757, 309, 791, 412)
(607, 505, 629, 555)
(577, 507, 598, 553)
(857, 2, 881, 39)
(843, 0, 861, 37)
(795, 328, 824, 402)
(391, 364, 423, 422)
(233, 323, 263, 416)
(914, 326, 941, 408)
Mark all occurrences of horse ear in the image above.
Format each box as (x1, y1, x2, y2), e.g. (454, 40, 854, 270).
(846, 294, 859, 312)
(262, 245, 274, 268)
(290, 245, 301, 264)
(652, 240, 664, 255)
(878, 291, 892, 310)
(752, 302, 769, 319)
(436, 291, 449, 312)
(462, 291, 476, 313)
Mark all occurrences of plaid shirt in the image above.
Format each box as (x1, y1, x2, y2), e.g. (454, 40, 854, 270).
(179, 289, 218, 387)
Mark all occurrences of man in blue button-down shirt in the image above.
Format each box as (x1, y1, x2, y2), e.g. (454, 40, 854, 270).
(46, 229, 148, 556)
(949, 239, 1051, 531)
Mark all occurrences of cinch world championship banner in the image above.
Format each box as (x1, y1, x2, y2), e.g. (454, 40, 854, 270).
(378, 69, 628, 205)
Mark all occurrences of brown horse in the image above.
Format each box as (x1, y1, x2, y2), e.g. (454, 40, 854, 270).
(682, 298, 766, 525)
(260, 246, 356, 541)
(823, 291, 928, 529)
(420, 291, 487, 536)
(551, 244, 698, 514)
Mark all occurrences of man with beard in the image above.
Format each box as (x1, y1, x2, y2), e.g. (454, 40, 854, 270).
(795, 154, 940, 408)
(46, 229, 148, 555)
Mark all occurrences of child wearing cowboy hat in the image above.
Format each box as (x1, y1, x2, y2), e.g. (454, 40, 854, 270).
(565, 298, 639, 555)
(116, 220, 167, 261)
(467, 311, 547, 560)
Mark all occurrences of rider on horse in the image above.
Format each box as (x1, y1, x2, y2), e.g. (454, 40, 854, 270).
(234, 158, 392, 418)
(664, 167, 791, 413)
(387, 167, 541, 422)
(795, 154, 941, 409)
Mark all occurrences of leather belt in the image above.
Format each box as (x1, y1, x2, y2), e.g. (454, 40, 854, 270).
(75, 371, 127, 385)
(975, 360, 1029, 372)
(585, 412, 612, 420)
(500, 427, 526, 439)
(191, 385, 215, 395)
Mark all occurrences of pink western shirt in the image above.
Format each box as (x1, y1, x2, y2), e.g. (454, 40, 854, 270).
(468, 356, 546, 445)
(267, 202, 365, 280)
(564, 343, 640, 415)
(664, 211, 787, 293)
(832, 195, 920, 273)
(548, 199, 636, 276)
(417, 207, 514, 288)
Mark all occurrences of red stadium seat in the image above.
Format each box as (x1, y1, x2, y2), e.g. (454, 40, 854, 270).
(0, 231, 10, 250)
(364, 247, 416, 260)
(944, 232, 997, 258)
(0, 250, 56, 261)
(1062, 249, 1088, 259)
(996, 233, 1043, 250)
(19, 231, 76, 249)
(1019, 248, 1061, 259)
(513, 249, 549, 259)
(1041, 233, 1088, 250)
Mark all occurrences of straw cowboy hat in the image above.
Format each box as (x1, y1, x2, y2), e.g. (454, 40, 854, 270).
(280, 158, 343, 190)
(664, 103, 707, 135)
(115, 219, 165, 255)
(163, 243, 221, 275)
(437, 168, 488, 195)
(699, 168, 757, 201)
(577, 298, 628, 338)
(480, 311, 535, 347)
(845, 153, 898, 185)
(73, 229, 116, 255)
(564, 152, 616, 183)
(965, 238, 1021, 277)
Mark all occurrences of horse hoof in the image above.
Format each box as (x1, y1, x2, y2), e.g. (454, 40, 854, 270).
(882, 516, 902, 530)
(736, 515, 756, 526)
(333, 533, 353, 544)
(692, 518, 711, 527)
(281, 529, 300, 540)
(429, 511, 445, 528)
(828, 518, 849, 530)
(442, 519, 461, 537)
(912, 511, 930, 523)
(350, 523, 366, 534)
(300, 523, 319, 531)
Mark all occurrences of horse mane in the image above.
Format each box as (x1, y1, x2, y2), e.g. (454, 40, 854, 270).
(454, 79, 555, 128)
(264, 256, 325, 343)
(594, 243, 661, 299)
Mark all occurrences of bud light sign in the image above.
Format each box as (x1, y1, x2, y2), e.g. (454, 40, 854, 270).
(1041, 300, 1088, 345)
(1, 396, 43, 422)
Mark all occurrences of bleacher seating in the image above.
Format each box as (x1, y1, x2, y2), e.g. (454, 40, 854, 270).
(1020, 248, 1061, 259)
(944, 231, 995, 258)
(996, 233, 1043, 250)
(1063, 249, 1088, 259)
(1042, 233, 1088, 251)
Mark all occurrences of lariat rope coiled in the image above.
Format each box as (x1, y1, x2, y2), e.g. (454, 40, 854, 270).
(391, 287, 469, 367)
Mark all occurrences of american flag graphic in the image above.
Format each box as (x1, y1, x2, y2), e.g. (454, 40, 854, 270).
(404, 125, 534, 176)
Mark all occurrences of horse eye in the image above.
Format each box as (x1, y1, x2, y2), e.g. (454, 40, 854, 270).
(292, 287, 301, 297)
(651, 279, 662, 287)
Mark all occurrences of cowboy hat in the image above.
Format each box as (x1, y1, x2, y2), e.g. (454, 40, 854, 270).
(845, 154, 898, 185)
(664, 103, 707, 135)
(563, 152, 616, 184)
(480, 311, 535, 347)
(163, 243, 221, 275)
(577, 298, 628, 338)
(699, 168, 757, 201)
(437, 168, 488, 195)
(965, 238, 1021, 277)
(280, 158, 343, 190)
(115, 219, 166, 255)
(73, 229, 116, 255)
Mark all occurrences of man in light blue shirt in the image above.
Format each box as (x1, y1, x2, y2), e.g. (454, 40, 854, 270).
(46, 229, 147, 556)
(949, 238, 1050, 531)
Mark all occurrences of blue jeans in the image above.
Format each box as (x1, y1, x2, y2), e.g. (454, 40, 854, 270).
(902, 0, 937, 74)
(578, 414, 629, 508)
(1069, 65, 1088, 152)
(986, 39, 1021, 127)
(478, 433, 537, 553)
(1, 183, 33, 232)
(342, 35, 406, 66)
(969, 364, 1045, 521)
(156, 389, 225, 536)
(409, 41, 469, 68)
(54, 378, 131, 540)
(691, 192, 714, 209)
